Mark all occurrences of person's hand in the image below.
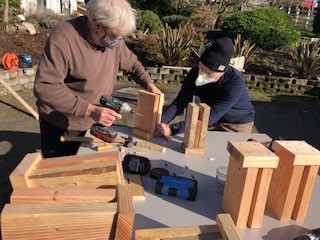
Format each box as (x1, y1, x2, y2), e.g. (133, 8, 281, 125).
(86, 103, 122, 126)
(154, 123, 171, 137)
(147, 82, 162, 95)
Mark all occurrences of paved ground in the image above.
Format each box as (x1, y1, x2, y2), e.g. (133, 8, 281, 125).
(1, 83, 320, 214)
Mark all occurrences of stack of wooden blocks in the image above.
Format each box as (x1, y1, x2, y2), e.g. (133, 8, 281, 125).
(222, 140, 320, 230)
(182, 102, 210, 154)
(1, 151, 134, 240)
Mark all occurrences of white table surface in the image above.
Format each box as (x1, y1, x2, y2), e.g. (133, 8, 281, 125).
(77, 126, 320, 240)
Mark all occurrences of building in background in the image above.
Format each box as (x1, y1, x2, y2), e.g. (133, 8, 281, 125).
(20, 0, 85, 15)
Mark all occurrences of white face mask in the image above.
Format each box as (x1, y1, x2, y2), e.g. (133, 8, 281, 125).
(195, 70, 216, 86)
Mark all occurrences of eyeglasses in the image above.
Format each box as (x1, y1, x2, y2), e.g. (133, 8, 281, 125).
(101, 25, 123, 42)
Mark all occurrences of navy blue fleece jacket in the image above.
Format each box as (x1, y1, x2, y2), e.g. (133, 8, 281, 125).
(161, 65, 255, 135)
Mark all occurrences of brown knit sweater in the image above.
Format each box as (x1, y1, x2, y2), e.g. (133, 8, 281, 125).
(34, 16, 152, 131)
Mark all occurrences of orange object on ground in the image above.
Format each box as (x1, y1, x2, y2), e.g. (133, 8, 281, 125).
(2, 53, 19, 70)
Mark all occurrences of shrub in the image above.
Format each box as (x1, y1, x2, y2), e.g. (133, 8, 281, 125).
(291, 40, 320, 79)
(26, 9, 69, 29)
(233, 34, 256, 60)
(156, 23, 200, 66)
(136, 10, 163, 34)
(162, 15, 189, 29)
(0, 0, 21, 16)
(222, 7, 300, 51)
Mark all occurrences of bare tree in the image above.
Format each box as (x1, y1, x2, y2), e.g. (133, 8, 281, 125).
(4, 0, 9, 25)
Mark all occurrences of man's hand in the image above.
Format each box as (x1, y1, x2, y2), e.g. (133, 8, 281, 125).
(154, 123, 171, 137)
(86, 103, 122, 126)
(147, 82, 162, 94)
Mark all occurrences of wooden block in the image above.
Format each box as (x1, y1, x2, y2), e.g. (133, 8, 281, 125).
(1, 202, 117, 240)
(216, 214, 242, 240)
(132, 128, 154, 140)
(182, 143, 206, 155)
(96, 143, 113, 151)
(115, 184, 135, 240)
(247, 168, 273, 228)
(272, 140, 320, 166)
(133, 90, 160, 139)
(10, 188, 116, 203)
(292, 165, 320, 221)
(183, 103, 199, 149)
(267, 150, 305, 221)
(198, 103, 210, 149)
(222, 155, 259, 229)
(9, 152, 43, 189)
(136, 140, 166, 152)
(227, 141, 279, 168)
(128, 174, 145, 200)
(194, 120, 202, 148)
(156, 93, 165, 124)
(135, 225, 221, 240)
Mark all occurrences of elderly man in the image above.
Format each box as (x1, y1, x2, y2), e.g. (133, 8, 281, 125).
(34, 0, 161, 157)
(154, 37, 254, 137)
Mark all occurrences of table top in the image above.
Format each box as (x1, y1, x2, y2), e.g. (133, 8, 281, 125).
(77, 126, 320, 240)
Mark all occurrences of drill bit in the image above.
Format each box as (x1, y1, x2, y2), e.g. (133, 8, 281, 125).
(131, 110, 142, 116)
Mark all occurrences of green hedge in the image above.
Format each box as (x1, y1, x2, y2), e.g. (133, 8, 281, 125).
(222, 7, 300, 50)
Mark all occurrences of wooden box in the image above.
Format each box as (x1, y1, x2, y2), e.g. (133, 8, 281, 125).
(267, 140, 320, 221)
(222, 141, 279, 229)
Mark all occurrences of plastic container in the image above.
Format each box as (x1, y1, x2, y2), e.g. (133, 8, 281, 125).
(216, 166, 228, 194)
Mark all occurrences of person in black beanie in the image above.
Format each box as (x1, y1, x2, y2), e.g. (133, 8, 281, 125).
(154, 37, 255, 137)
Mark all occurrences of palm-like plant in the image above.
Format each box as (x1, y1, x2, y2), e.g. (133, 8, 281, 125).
(233, 34, 256, 60)
(291, 40, 320, 79)
(156, 23, 199, 66)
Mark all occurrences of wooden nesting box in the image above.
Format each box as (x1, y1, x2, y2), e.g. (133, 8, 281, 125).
(182, 102, 210, 154)
(2, 151, 134, 240)
(267, 140, 320, 221)
(132, 90, 164, 140)
(222, 141, 279, 229)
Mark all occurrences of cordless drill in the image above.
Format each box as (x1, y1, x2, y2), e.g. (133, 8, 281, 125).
(90, 96, 141, 142)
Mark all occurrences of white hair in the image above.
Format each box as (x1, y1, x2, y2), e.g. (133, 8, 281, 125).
(86, 0, 136, 36)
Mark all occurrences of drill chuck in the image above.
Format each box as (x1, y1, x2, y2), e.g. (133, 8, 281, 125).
(293, 228, 320, 240)
(100, 95, 141, 115)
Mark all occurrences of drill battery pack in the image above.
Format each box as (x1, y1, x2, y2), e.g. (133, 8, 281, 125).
(155, 175, 197, 201)
(90, 123, 118, 143)
(123, 154, 151, 175)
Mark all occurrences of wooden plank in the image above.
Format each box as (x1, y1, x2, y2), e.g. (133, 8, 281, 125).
(222, 155, 259, 229)
(227, 141, 279, 168)
(156, 93, 165, 124)
(133, 90, 160, 139)
(117, 152, 125, 184)
(247, 168, 273, 228)
(128, 174, 145, 200)
(216, 214, 242, 240)
(27, 161, 120, 188)
(292, 165, 320, 221)
(198, 103, 210, 149)
(0, 78, 39, 120)
(182, 143, 206, 155)
(136, 140, 166, 152)
(183, 103, 199, 149)
(194, 120, 202, 149)
(135, 225, 221, 240)
(115, 184, 135, 240)
(36, 151, 120, 169)
(1, 202, 117, 240)
(10, 188, 116, 203)
(9, 152, 43, 189)
(267, 150, 305, 221)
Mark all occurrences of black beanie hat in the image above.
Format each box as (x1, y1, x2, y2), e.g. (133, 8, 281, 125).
(200, 37, 234, 72)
